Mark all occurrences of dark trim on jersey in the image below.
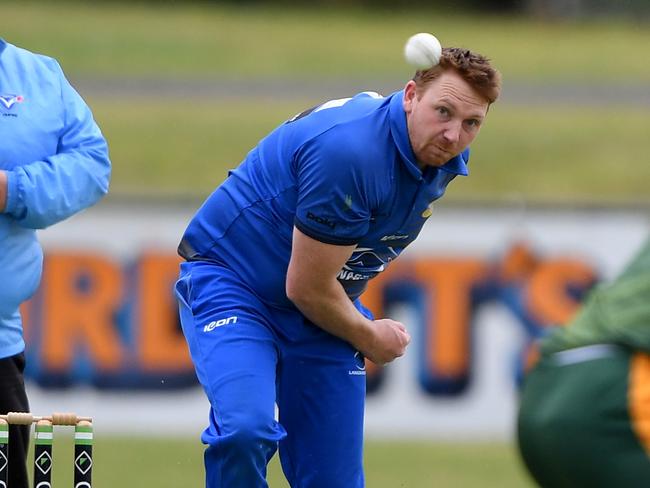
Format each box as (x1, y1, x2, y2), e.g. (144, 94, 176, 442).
(0, 39, 6, 55)
(177, 238, 224, 266)
(285, 103, 319, 124)
(294, 218, 360, 246)
(177, 238, 200, 261)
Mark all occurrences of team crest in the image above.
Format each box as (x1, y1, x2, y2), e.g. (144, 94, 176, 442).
(0, 94, 25, 110)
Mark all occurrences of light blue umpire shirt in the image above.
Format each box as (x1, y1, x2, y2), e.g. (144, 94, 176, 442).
(0, 38, 111, 359)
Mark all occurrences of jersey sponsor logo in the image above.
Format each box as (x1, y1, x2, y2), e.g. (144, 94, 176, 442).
(0, 94, 24, 110)
(380, 234, 409, 242)
(354, 351, 366, 370)
(344, 247, 400, 274)
(203, 316, 238, 332)
(337, 269, 366, 281)
(338, 247, 401, 281)
(349, 352, 367, 375)
(306, 211, 337, 230)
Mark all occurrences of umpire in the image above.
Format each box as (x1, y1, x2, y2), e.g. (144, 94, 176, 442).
(1, 38, 111, 487)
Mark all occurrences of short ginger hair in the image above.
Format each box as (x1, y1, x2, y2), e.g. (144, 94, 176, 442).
(413, 47, 501, 105)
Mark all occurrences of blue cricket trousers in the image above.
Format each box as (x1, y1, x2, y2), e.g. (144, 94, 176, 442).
(176, 261, 367, 488)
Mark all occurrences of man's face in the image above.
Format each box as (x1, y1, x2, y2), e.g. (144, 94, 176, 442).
(403, 71, 489, 169)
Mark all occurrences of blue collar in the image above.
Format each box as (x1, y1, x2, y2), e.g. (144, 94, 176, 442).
(388, 91, 422, 180)
(0, 39, 6, 56)
(388, 90, 469, 179)
(440, 149, 469, 176)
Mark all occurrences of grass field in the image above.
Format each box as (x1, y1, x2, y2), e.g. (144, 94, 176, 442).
(4, 1, 650, 82)
(30, 436, 534, 487)
(91, 97, 650, 203)
(4, 1, 650, 204)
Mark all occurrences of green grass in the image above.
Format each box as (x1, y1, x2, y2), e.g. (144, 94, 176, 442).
(4, 1, 648, 204)
(91, 97, 650, 203)
(30, 436, 533, 487)
(455, 104, 650, 204)
(93, 98, 307, 198)
(3, 1, 650, 82)
(92, 100, 308, 195)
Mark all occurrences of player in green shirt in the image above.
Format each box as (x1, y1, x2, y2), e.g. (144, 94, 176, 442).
(517, 237, 650, 487)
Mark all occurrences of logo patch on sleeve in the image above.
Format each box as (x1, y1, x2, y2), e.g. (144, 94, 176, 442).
(306, 211, 337, 230)
(0, 94, 24, 110)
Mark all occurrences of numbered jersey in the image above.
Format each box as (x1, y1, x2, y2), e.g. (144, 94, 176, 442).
(180, 90, 469, 308)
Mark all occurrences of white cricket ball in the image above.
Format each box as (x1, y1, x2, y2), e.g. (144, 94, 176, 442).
(404, 33, 442, 70)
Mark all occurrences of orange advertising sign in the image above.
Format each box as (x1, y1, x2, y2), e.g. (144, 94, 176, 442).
(22, 241, 596, 394)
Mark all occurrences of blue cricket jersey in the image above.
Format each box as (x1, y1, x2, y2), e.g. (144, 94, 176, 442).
(0, 39, 111, 358)
(180, 90, 468, 309)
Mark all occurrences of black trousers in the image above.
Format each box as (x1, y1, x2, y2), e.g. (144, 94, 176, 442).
(0, 352, 30, 488)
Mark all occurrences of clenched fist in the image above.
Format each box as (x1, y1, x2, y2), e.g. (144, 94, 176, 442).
(358, 319, 411, 365)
